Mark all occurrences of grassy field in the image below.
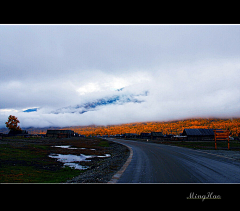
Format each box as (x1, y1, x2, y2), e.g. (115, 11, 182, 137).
(0, 137, 110, 183)
(160, 140, 240, 150)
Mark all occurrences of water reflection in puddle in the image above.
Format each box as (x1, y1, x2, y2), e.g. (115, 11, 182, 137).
(49, 154, 91, 170)
(52, 145, 78, 149)
(49, 145, 111, 170)
(52, 145, 96, 150)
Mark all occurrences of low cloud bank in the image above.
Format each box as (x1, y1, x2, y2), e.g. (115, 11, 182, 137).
(1, 59, 240, 128)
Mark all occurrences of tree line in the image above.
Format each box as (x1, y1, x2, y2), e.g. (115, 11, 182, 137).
(62, 118, 240, 137)
(2, 116, 240, 137)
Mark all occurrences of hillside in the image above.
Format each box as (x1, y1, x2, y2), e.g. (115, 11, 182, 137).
(3, 118, 239, 137)
(63, 118, 240, 137)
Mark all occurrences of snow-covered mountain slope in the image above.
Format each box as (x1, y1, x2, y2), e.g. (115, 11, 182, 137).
(51, 89, 149, 114)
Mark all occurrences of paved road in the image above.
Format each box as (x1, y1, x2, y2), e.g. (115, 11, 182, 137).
(107, 138, 240, 183)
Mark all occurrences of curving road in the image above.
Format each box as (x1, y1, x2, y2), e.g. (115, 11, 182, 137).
(107, 138, 240, 183)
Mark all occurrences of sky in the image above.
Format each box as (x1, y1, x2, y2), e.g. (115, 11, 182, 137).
(1, 24, 240, 128)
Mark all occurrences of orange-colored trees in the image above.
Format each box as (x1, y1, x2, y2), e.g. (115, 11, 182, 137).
(5, 115, 21, 131)
(24, 118, 240, 137)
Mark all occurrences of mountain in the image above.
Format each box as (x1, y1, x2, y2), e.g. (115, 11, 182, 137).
(51, 89, 149, 114)
(19, 88, 149, 115)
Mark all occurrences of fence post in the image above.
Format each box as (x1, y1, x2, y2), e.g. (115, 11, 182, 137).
(214, 129, 217, 150)
(227, 129, 230, 150)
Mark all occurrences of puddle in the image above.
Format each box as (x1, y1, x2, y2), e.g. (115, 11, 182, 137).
(52, 145, 95, 150)
(49, 145, 111, 170)
(52, 145, 78, 149)
(49, 152, 111, 170)
(49, 154, 91, 170)
(97, 154, 111, 158)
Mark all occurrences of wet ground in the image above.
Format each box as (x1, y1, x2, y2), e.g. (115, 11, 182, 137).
(0, 137, 129, 183)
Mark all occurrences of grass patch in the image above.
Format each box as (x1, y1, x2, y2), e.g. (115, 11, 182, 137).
(0, 165, 82, 183)
(0, 137, 112, 183)
(0, 143, 81, 183)
(98, 140, 109, 147)
(161, 140, 240, 150)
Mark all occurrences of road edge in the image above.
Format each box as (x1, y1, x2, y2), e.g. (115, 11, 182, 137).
(108, 139, 133, 183)
(165, 144, 240, 162)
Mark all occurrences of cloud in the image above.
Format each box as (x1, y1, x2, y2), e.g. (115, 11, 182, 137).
(1, 25, 240, 128)
(1, 58, 240, 128)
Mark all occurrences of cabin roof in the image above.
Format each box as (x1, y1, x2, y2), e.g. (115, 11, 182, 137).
(183, 129, 214, 136)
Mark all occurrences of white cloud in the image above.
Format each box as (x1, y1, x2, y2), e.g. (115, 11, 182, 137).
(77, 83, 101, 95)
(1, 25, 240, 128)
(1, 58, 240, 128)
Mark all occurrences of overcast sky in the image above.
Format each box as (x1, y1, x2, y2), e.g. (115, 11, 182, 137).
(1, 24, 240, 128)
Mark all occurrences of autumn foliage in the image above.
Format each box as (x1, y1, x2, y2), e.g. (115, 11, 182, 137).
(61, 118, 240, 137)
(19, 118, 240, 137)
(5, 115, 21, 131)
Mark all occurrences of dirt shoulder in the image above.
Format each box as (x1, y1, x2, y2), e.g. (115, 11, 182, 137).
(66, 140, 130, 183)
